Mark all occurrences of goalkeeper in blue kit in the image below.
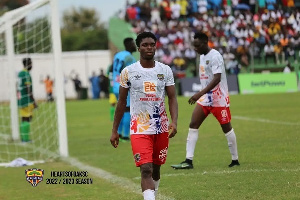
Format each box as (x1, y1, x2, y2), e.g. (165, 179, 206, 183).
(112, 38, 137, 141)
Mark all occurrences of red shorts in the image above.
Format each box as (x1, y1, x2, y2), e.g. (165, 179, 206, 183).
(199, 105, 231, 124)
(130, 132, 169, 167)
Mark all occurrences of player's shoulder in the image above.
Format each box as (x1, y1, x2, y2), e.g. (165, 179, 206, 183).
(210, 49, 222, 57)
(122, 61, 138, 71)
(115, 50, 130, 58)
(124, 54, 136, 62)
(209, 49, 224, 62)
(18, 70, 28, 76)
(155, 61, 171, 70)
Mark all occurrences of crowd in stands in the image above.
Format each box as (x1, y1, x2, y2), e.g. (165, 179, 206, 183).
(118, 0, 300, 78)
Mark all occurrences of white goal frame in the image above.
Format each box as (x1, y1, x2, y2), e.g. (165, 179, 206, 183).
(0, 0, 68, 159)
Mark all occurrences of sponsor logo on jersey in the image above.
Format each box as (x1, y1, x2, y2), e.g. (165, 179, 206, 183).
(206, 60, 209, 65)
(143, 81, 157, 93)
(157, 74, 164, 81)
(25, 168, 44, 187)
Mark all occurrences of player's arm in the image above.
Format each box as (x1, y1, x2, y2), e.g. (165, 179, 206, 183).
(189, 73, 221, 105)
(166, 85, 178, 138)
(28, 86, 38, 108)
(110, 86, 129, 148)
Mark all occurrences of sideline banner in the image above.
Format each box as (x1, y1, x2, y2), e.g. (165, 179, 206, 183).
(238, 72, 298, 94)
(180, 75, 239, 96)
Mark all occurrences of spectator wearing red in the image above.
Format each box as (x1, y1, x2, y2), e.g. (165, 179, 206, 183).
(127, 5, 137, 21)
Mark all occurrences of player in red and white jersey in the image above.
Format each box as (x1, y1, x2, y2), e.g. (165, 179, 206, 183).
(171, 32, 240, 170)
(110, 32, 178, 200)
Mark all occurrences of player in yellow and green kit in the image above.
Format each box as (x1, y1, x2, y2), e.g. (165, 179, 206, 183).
(17, 58, 37, 142)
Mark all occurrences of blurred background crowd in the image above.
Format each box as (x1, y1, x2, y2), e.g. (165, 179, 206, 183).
(116, 0, 300, 78)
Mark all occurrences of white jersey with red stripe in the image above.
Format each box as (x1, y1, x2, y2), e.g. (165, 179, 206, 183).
(197, 49, 230, 107)
(120, 61, 175, 135)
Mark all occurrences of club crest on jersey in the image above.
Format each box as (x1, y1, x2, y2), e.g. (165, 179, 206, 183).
(25, 168, 44, 187)
(134, 153, 141, 162)
(143, 81, 157, 93)
(206, 60, 209, 65)
(157, 74, 164, 81)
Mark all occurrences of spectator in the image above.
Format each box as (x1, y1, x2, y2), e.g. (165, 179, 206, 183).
(70, 73, 82, 100)
(121, 0, 300, 73)
(184, 46, 197, 76)
(274, 43, 284, 64)
(99, 69, 109, 98)
(40, 75, 54, 102)
(89, 71, 100, 99)
(264, 43, 275, 65)
(161, 49, 173, 66)
(283, 62, 292, 73)
(170, 0, 181, 19)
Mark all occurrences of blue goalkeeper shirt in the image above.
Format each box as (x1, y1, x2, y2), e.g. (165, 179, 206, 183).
(112, 50, 136, 95)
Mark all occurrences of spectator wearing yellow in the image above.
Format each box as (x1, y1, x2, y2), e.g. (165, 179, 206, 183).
(274, 43, 284, 64)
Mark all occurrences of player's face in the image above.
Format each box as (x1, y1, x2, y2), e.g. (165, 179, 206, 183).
(138, 37, 156, 60)
(27, 62, 32, 71)
(193, 38, 208, 55)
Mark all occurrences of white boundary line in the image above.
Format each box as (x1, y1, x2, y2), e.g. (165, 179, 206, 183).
(133, 168, 300, 179)
(233, 116, 300, 126)
(64, 157, 175, 200)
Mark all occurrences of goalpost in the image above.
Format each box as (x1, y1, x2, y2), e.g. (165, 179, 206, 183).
(0, 0, 68, 166)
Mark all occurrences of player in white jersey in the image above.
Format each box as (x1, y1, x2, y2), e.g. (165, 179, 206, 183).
(110, 32, 178, 200)
(171, 32, 240, 169)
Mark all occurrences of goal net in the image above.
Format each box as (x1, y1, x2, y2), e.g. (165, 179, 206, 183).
(0, 0, 68, 166)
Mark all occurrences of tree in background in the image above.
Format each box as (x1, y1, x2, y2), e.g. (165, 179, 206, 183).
(61, 7, 108, 51)
(0, 0, 29, 16)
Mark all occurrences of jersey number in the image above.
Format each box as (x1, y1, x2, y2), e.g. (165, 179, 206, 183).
(114, 58, 125, 73)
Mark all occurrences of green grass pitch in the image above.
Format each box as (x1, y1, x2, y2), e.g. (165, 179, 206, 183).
(0, 92, 299, 199)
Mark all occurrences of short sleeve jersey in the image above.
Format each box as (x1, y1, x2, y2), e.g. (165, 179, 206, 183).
(197, 49, 230, 107)
(18, 69, 33, 107)
(120, 61, 175, 135)
(112, 50, 136, 94)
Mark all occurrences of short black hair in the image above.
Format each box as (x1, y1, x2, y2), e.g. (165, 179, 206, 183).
(22, 58, 32, 67)
(123, 37, 134, 48)
(194, 32, 208, 42)
(135, 32, 157, 47)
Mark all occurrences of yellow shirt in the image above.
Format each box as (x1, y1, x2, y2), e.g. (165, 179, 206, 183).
(274, 45, 282, 54)
(179, 0, 188, 15)
(173, 58, 185, 67)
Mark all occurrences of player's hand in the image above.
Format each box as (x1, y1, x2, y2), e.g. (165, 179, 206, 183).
(188, 92, 203, 105)
(168, 122, 177, 138)
(110, 132, 119, 148)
